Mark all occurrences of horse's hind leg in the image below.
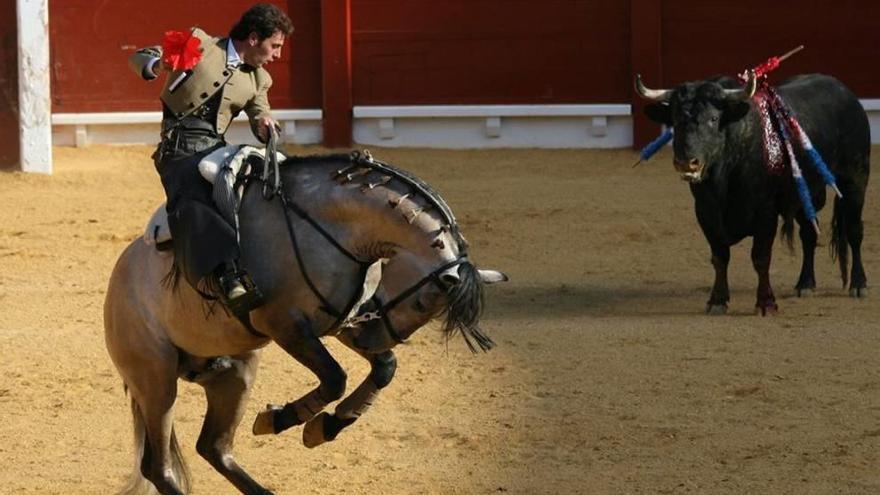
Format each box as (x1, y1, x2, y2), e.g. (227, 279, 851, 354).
(195, 351, 274, 495)
(127, 354, 190, 495)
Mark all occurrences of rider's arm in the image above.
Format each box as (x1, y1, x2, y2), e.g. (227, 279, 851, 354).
(244, 70, 274, 142)
(129, 46, 163, 81)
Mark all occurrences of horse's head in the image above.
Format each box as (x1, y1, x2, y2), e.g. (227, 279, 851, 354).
(277, 152, 508, 353)
(341, 242, 508, 354)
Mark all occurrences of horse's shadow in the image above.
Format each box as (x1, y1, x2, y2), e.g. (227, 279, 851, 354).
(484, 283, 762, 319)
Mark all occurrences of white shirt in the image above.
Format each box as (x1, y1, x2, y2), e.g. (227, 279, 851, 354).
(226, 38, 243, 68)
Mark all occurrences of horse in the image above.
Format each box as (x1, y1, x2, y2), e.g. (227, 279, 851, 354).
(104, 150, 508, 495)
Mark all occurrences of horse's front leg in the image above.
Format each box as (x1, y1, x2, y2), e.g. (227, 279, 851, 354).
(303, 347, 397, 448)
(253, 311, 347, 436)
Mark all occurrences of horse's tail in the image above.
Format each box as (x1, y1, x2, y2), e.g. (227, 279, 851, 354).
(117, 390, 190, 495)
(830, 195, 849, 287)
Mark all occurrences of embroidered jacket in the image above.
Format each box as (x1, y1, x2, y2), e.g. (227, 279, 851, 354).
(128, 27, 272, 138)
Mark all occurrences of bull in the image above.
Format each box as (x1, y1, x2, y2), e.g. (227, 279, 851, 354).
(635, 71, 870, 314)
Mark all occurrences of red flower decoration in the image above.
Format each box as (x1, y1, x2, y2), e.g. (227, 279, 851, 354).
(161, 30, 202, 71)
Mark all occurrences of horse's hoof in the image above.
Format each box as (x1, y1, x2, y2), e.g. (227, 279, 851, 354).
(795, 287, 814, 298)
(705, 304, 728, 315)
(849, 287, 869, 298)
(303, 412, 330, 449)
(252, 404, 282, 435)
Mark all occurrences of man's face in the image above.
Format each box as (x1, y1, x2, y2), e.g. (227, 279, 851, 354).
(243, 30, 285, 67)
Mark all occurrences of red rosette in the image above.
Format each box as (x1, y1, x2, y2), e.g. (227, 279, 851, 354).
(161, 30, 202, 71)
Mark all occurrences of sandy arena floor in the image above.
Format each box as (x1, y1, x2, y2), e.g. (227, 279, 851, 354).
(1, 144, 879, 494)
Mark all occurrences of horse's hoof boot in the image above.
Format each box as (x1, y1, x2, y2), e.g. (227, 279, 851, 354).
(253, 404, 282, 435)
(303, 412, 330, 448)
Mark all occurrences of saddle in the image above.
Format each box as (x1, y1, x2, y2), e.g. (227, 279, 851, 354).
(143, 144, 285, 249)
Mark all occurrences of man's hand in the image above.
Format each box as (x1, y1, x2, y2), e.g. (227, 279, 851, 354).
(257, 117, 280, 142)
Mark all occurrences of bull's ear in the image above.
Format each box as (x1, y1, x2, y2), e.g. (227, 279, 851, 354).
(643, 103, 672, 125)
(722, 101, 750, 125)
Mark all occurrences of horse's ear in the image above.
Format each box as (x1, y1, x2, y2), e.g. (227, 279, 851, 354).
(478, 269, 509, 284)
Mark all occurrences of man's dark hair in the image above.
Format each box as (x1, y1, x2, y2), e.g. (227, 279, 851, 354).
(229, 3, 294, 41)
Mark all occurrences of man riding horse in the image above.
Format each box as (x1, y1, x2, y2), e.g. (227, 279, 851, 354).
(129, 3, 293, 315)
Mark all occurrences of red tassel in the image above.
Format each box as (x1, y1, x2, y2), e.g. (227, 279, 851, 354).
(752, 57, 781, 79)
(162, 30, 202, 71)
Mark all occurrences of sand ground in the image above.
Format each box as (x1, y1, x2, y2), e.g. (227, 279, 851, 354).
(1, 144, 878, 494)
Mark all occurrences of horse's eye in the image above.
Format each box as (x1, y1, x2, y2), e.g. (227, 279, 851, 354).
(413, 298, 428, 313)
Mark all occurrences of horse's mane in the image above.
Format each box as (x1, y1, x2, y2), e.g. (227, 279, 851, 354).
(278, 152, 469, 253)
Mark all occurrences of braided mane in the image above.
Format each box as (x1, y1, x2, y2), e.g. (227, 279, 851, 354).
(279, 151, 468, 252)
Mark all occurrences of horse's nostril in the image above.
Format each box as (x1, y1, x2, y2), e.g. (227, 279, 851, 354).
(689, 158, 700, 166)
(440, 274, 460, 287)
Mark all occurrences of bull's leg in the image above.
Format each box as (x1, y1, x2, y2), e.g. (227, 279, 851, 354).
(302, 349, 397, 448)
(706, 244, 731, 315)
(196, 351, 274, 495)
(843, 190, 868, 297)
(253, 310, 347, 436)
(794, 212, 818, 296)
(752, 218, 779, 315)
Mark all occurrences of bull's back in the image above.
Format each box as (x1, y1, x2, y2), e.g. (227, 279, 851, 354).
(777, 74, 870, 177)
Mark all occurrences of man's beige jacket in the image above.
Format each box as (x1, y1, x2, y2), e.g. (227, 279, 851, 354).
(129, 27, 272, 138)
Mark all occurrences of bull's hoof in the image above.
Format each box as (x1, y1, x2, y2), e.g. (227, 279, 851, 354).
(252, 404, 283, 435)
(302, 412, 330, 448)
(755, 303, 778, 316)
(705, 303, 728, 315)
(849, 287, 869, 298)
(795, 287, 814, 298)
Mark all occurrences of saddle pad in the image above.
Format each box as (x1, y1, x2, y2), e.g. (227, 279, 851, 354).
(143, 203, 172, 246)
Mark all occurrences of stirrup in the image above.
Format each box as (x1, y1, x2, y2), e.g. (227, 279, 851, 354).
(219, 271, 264, 317)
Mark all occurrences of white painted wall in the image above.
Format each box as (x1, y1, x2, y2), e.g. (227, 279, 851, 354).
(17, 0, 52, 173)
(51, 110, 324, 147)
(51, 101, 880, 150)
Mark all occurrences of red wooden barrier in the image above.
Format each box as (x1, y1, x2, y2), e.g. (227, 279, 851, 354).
(41, 1, 880, 148)
(350, 0, 631, 105)
(321, 0, 353, 147)
(48, 1, 321, 113)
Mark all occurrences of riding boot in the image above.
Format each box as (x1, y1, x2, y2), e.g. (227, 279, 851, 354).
(216, 261, 264, 317)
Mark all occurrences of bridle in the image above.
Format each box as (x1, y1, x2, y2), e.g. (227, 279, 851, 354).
(343, 257, 467, 344)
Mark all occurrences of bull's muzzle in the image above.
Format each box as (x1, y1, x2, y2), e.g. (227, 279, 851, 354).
(673, 158, 706, 182)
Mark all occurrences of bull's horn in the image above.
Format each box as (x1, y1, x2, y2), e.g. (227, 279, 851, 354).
(723, 69, 757, 100)
(634, 74, 672, 102)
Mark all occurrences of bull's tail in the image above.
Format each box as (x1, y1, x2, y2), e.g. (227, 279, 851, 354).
(830, 195, 849, 287)
(780, 213, 795, 252)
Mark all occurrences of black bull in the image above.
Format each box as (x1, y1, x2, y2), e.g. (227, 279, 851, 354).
(636, 73, 870, 314)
